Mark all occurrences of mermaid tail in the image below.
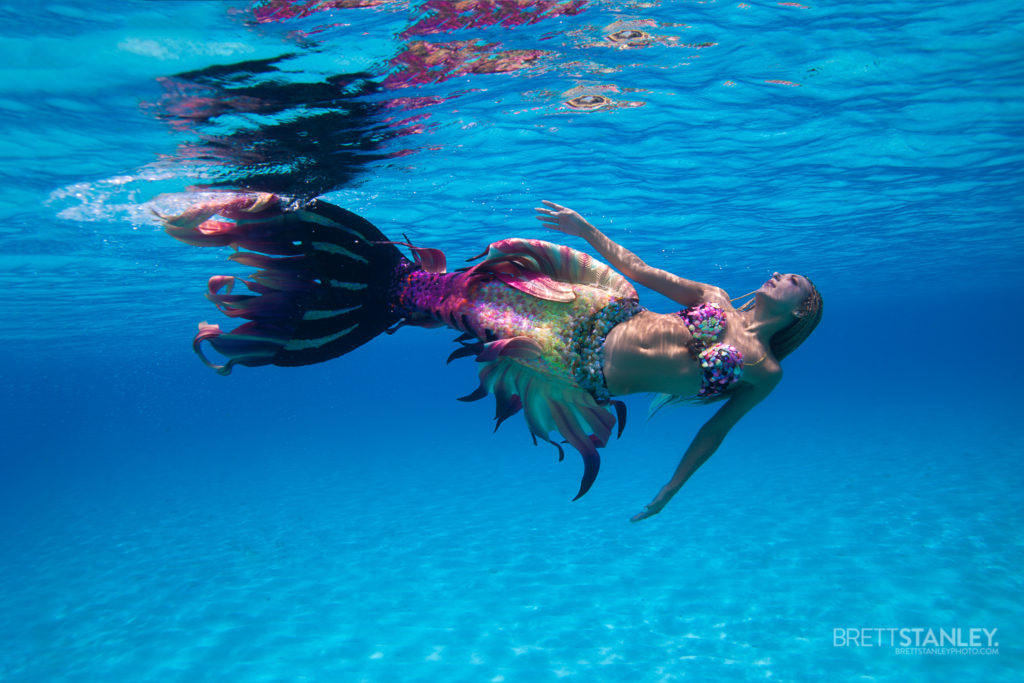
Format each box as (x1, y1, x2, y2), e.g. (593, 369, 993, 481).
(162, 193, 636, 499)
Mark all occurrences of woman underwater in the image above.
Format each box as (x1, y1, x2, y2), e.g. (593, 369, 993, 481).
(162, 194, 822, 521)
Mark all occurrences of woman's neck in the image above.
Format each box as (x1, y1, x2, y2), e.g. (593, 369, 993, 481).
(739, 306, 791, 343)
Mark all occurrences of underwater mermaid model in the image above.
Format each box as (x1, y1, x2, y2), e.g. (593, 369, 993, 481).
(161, 193, 822, 521)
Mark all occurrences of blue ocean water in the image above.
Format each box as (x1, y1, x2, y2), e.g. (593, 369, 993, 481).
(2, 0, 1022, 680)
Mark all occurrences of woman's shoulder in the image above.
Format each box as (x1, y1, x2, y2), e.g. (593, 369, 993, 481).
(742, 357, 782, 390)
(701, 286, 733, 310)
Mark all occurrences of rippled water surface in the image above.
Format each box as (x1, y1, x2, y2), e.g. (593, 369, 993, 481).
(1, 1, 1022, 681)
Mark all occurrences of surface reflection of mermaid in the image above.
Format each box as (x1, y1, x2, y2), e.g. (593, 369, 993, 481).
(161, 194, 822, 521)
(385, 40, 547, 90)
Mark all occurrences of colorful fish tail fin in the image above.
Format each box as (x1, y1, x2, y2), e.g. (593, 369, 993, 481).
(443, 238, 636, 500)
(456, 350, 627, 500)
(160, 192, 406, 374)
(470, 238, 639, 302)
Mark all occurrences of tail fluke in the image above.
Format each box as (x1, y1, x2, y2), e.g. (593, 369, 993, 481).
(160, 192, 406, 374)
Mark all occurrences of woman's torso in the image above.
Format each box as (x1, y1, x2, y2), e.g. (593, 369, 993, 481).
(602, 303, 765, 398)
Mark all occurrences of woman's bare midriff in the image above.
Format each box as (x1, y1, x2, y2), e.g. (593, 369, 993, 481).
(602, 310, 702, 397)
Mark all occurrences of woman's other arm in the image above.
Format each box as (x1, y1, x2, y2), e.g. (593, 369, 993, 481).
(630, 377, 779, 522)
(535, 200, 722, 308)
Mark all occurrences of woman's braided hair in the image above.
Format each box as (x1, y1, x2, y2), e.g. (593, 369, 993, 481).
(769, 279, 823, 361)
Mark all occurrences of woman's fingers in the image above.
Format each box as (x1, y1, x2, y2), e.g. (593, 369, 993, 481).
(536, 217, 567, 232)
(630, 507, 655, 523)
(534, 200, 582, 235)
(537, 199, 571, 216)
(534, 205, 562, 226)
(630, 490, 670, 522)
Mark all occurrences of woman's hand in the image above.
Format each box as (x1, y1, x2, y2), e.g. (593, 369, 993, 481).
(534, 200, 595, 239)
(630, 485, 678, 523)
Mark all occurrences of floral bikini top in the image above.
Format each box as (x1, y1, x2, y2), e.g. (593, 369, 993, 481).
(677, 303, 744, 399)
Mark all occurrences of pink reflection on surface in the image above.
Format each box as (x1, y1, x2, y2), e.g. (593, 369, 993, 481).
(248, 0, 400, 24)
(385, 40, 549, 89)
(402, 0, 589, 37)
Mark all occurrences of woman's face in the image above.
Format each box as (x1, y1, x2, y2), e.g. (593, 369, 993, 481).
(759, 272, 812, 312)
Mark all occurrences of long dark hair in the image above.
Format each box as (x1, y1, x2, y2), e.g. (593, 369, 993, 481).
(767, 278, 823, 361)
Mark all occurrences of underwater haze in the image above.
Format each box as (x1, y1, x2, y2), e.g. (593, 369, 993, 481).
(2, 0, 1023, 681)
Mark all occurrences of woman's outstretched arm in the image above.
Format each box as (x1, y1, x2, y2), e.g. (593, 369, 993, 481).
(630, 378, 779, 522)
(535, 200, 722, 308)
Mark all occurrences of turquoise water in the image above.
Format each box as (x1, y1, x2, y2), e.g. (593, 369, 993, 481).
(2, 0, 1022, 680)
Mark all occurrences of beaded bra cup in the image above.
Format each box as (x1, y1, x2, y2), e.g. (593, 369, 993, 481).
(676, 302, 745, 399)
